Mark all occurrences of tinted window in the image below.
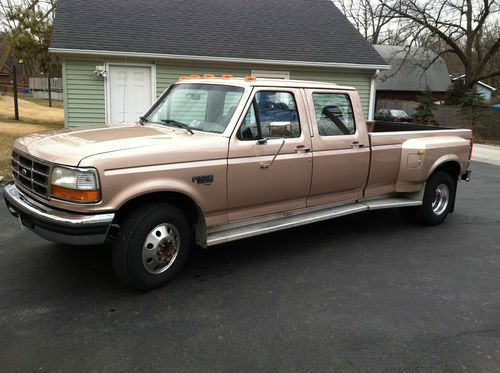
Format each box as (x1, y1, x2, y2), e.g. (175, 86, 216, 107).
(238, 91, 301, 140)
(312, 93, 356, 136)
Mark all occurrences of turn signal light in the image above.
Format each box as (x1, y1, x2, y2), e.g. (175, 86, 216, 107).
(51, 185, 99, 202)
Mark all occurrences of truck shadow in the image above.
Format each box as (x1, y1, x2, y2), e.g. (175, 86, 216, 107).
(184, 208, 413, 278)
(46, 208, 418, 295)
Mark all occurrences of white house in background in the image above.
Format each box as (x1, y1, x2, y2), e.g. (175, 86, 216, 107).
(452, 75, 497, 102)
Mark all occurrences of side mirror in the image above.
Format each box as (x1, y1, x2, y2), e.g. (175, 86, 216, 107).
(269, 121, 291, 137)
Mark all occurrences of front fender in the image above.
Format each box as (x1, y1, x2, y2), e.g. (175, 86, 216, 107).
(101, 159, 228, 218)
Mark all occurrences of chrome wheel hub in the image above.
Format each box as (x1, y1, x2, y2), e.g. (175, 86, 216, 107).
(142, 223, 180, 274)
(432, 184, 450, 216)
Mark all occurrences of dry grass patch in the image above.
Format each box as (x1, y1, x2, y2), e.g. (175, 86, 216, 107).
(0, 121, 63, 179)
(0, 95, 64, 180)
(0, 95, 64, 125)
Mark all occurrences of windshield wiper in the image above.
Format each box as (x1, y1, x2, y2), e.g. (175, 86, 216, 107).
(139, 116, 148, 125)
(160, 119, 194, 134)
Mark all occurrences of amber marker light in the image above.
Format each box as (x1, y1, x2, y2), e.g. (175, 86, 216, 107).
(244, 76, 257, 81)
(179, 75, 189, 80)
(203, 74, 215, 79)
(190, 74, 201, 79)
(51, 185, 100, 202)
(221, 74, 234, 79)
(50, 166, 100, 203)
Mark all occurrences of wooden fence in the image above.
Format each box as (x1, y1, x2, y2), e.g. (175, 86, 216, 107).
(377, 99, 500, 138)
(28, 77, 63, 100)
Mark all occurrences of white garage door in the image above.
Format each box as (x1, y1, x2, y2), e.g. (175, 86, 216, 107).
(108, 65, 152, 125)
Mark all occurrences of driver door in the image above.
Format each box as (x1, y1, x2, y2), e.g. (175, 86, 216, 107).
(227, 88, 313, 222)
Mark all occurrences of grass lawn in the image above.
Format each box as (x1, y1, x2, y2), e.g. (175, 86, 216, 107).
(0, 95, 64, 180)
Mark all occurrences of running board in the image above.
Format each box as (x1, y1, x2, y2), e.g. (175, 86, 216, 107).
(206, 196, 422, 246)
(361, 197, 422, 210)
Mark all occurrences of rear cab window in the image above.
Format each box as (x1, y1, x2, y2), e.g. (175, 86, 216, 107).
(311, 93, 356, 136)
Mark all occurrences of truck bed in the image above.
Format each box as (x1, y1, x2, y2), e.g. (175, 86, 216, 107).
(364, 121, 472, 198)
(370, 121, 448, 132)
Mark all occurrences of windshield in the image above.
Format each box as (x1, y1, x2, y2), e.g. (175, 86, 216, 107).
(391, 110, 409, 117)
(144, 83, 245, 134)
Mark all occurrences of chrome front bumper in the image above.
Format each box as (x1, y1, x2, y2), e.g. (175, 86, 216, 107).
(3, 182, 115, 245)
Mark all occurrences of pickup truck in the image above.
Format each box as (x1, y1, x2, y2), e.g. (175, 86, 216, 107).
(3, 77, 472, 290)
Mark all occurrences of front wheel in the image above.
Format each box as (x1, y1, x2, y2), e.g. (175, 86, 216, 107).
(401, 171, 455, 226)
(113, 203, 192, 291)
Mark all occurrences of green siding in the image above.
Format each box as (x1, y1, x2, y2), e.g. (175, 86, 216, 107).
(65, 60, 105, 127)
(155, 64, 250, 97)
(63, 58, 373, 127)
(155, 64, 371, 114)
(289, 69, 372, 114)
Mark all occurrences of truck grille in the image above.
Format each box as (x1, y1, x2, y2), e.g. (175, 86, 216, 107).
(11, 151, 51, 199)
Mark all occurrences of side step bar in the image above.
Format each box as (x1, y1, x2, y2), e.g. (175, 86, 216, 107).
(206, 196, 422, 246)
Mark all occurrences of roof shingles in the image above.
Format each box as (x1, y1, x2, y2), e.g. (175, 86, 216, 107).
(51, 0, 386, 66)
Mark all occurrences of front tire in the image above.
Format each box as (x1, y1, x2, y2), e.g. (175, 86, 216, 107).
(404, 171, 455, 226)
(113, 203, 192, 291)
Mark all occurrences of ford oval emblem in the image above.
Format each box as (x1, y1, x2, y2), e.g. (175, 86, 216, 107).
(21, 168, 27, 176)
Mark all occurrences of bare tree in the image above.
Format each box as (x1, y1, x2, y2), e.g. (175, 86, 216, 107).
(0, 0, 58, 76)
(335, 0, 398, 44)
(381, 0, 500, 90)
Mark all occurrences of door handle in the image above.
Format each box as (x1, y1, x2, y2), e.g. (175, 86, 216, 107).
(295, 145, 311, 153)
(351, 141, 364, 149)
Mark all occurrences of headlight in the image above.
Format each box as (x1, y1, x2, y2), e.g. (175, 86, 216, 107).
(50, 166, 100, 202)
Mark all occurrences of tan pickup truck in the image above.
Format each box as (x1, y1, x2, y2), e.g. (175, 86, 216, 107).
(3, 77, 472, 290)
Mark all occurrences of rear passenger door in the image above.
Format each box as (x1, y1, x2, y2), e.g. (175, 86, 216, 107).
(305, 89, 370, 207)
(227, 88, 313, 221)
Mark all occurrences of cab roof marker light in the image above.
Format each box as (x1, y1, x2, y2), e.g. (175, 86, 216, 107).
(190, 74, 201, 79)
(179, 75, 190, 80)
(221, 74, 234, 79)
(203, 74, 215, 79)
(244, 76, 257, 81)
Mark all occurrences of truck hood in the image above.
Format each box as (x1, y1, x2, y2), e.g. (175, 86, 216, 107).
(14, 125, 221, 166)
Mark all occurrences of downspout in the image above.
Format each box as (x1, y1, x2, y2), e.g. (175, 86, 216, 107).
(368, 69, 380, 121)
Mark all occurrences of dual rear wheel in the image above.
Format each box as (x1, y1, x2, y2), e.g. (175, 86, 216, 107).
(401, 171, 456, 226)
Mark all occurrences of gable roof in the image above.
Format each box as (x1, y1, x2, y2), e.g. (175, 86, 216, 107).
(374, 45, 451, 92)
(50, 0, 388, 69)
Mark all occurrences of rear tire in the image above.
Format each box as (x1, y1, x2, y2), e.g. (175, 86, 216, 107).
(113, 203, 192, 291)
(401, 171, 455, 226)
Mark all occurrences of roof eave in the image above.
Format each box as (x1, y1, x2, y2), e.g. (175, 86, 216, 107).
(451, 75, 496, 91)
(477, 81, 496, 91)
(49, 47, 391, 71)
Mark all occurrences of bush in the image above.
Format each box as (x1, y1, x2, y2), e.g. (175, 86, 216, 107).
(414, 90, 437, 124)
(459, 89, 489, 137)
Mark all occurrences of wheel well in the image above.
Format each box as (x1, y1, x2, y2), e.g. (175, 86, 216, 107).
(433, 161, 461, 180)
(114, 192, 205, 241)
